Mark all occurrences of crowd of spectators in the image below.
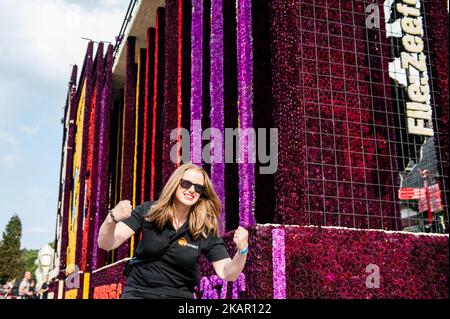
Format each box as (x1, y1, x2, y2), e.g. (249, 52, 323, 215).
(0, 272, 51, 299)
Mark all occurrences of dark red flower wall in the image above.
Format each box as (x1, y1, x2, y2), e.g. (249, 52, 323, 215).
(285, 226, 448, 299)
(196, 225, 448, 299)
(295, 0, 401, 230)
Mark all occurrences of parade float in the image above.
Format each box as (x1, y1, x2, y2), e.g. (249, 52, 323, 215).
(49, 0, 448, 299)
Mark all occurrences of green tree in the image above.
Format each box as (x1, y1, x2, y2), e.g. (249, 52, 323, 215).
(21, 248, 39, 278)
(0, 214, 25, 283)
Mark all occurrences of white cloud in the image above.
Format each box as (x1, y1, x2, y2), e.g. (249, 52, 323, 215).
(0, 0, 126, 129)
(0, 130, 20, 149)
(0, 0, 125, 85)
(0, 153, 22, 168)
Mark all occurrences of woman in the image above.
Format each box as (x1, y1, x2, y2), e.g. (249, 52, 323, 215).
(28, 280, 37, 299)
(38, 274, 50, 299)
(97, 163, 249, 299)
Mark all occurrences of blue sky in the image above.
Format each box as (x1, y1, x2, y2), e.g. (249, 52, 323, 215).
(0, 0, 129, 249)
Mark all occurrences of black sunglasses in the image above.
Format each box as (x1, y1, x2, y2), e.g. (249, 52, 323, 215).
(180, 179, 205, 194)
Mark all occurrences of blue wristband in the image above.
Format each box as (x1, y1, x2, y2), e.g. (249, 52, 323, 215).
(240, 246, 249, 255)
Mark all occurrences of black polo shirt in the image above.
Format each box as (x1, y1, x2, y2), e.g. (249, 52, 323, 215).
(122, 201, 230, 298)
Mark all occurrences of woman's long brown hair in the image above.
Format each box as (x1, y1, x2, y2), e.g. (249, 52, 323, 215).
(144, 163, 222, 239)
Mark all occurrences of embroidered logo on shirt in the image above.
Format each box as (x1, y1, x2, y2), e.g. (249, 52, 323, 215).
(178, 237, 199, 250)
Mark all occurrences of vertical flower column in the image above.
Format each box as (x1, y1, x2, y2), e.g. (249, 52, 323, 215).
(162, 0, 179, 185)
(210, 0, 226, 233)
(151, 8, 166, 200)
(79, 87, 96, 271)
(74, 41, 95, 273)
(92, 44, 113, 270)
(66, 42, 93, 276)
(237, 0, 256, 227)
(270, 0, 305, 225)
(117, 37, 136, 261)
(202, 0, 212, 176)
(133, 49, 146, 209)
(81, 43, 104, 272)
(191, 0, 203, 165)
(181, 0, 192, 158)
(58, 64, 78, 280)
(142, 28, 156, 202)
(131, 48, 146, 256)
(176, 0, 184, 166)
(162, 0, 181, 186)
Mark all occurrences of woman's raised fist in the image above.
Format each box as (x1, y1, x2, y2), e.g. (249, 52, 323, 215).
(111, 200, 133, 222)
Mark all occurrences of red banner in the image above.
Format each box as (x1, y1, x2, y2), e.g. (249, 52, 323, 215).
(399, 183, 442, 224)
(418, 183, 442, 213)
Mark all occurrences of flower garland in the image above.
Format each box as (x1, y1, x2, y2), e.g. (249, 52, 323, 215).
(92, 44, 113, 270)
(162, 0, 181, 186)
(142, 28, 156, 202)
(80, 86, 97, 271)
(117, 36, 136, 261)
(133, 49, 143, 209)
(81, 43, 104, 271)
(176, 0, 183, 166)
(151, 8, 166, 200)
(191, 0, 203, 165)
(74, 41, 94, 270)
(130, 49, 144, 256)
(210, 0, 226, 234)
(237, 0, 256, 228)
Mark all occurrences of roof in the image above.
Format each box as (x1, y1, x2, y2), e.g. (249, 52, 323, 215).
(112, 0, 165, 90)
